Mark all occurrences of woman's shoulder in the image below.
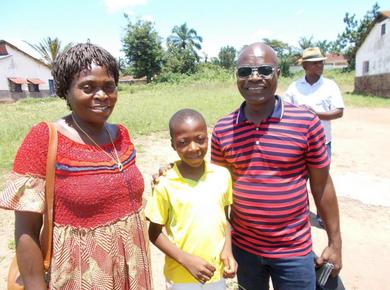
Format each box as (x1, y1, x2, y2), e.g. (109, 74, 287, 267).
(13, 122, 51, 176)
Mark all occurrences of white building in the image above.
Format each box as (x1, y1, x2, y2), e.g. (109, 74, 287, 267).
(355, 11, 390, 97)
(0, 40, 54, 102)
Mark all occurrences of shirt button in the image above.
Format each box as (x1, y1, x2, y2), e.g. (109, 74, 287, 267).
(256, 141, 260, 145)
(256, 127, 259, 131)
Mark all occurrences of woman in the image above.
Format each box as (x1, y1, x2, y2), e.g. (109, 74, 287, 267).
(0, 43, 153, 289)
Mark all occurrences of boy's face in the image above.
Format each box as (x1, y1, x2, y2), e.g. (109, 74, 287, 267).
(171, 117, 208, 168)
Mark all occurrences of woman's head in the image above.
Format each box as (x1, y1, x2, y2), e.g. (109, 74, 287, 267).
(52, 43, 119, 101)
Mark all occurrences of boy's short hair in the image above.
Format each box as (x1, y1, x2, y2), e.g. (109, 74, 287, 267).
(169, 109, 206, 138)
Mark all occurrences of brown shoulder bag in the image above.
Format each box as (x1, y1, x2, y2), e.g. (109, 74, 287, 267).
(7, 122, 57, 290)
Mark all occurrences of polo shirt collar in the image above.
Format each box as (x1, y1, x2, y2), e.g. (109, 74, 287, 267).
(236, 95, 284, 124)
(168, 160, 211, 180)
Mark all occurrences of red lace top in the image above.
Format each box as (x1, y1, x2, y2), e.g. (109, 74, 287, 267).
(14, 122, 144, 228)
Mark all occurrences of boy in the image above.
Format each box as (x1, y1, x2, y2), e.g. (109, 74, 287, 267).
(145, 109, 237, 290)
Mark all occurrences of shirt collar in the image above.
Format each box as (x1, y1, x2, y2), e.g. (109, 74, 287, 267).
(236, 95, 284, 124)
(168, 160, 211, 180)
(300, 75, 324, 86)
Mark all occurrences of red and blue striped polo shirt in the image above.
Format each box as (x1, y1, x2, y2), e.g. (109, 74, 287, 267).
(211, 96, 330, 258)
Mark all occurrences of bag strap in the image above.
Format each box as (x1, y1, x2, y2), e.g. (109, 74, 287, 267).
(40, 122, 57, 272)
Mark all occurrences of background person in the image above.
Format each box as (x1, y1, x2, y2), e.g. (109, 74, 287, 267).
(0, 43, 152, 289)
(146, 109, 236, 290)
(284, 46, 345, 158)
(284, 47, 345, 226)
(211, 42, 342, 290)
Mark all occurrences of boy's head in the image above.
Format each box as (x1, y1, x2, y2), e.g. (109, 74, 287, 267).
(169, 109, 208, 168)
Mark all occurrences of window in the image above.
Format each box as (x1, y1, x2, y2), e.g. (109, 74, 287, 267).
(28, 83, 40, 92)
(27, 78, 44, 92)
(381, 23, 386, 36)
(363, 61, 369, 75)
(8, 78, 26, 92)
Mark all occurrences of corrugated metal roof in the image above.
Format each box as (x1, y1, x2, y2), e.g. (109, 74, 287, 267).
(0, 43, 8, 56)
(8, 77, 27, 84)
(27, 78, 45, 84)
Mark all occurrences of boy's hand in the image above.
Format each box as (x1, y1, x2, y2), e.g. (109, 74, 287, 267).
(151, 163, 173, 190)
(221, 252, 237, 278)
(181, 253, 216, 284)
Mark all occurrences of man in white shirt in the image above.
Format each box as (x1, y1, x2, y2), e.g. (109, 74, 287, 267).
(284, 47, 344, 158)
(284, 47, 344, 226)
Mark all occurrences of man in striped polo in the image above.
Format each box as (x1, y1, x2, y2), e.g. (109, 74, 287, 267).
(211, 42, 342, 290)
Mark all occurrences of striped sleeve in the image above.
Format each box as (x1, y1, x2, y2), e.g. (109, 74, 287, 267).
(211, 127, 229, 168)
(305, 115, 330, 168)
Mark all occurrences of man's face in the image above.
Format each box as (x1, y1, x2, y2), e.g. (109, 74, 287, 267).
(303, 60, 324, 78)
(236, 44, 280, 107)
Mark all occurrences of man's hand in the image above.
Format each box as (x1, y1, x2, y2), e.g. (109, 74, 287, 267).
(316, 244, 342, 277)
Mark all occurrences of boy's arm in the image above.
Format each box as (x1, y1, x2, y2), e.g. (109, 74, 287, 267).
(148, 221, 216, 283)
(220, 214, 237, 279)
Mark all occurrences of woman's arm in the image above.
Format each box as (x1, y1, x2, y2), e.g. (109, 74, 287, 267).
(148, 221, 216, 283)
(15, 211, 47, 290)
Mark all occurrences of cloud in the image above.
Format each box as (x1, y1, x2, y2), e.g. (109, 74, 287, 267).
(296, 9, 304, 16)
(104, 0, 147, 12)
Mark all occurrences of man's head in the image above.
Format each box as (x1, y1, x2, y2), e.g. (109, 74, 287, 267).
(236, 43, 280, 106)
(169, 109, 208, 168)
(301, 47, 326, 79)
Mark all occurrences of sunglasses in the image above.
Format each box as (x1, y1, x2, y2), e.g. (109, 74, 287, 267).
(237, 65, 275, 79)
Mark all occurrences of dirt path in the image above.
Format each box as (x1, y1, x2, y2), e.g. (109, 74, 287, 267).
(1, 107, 390, 289)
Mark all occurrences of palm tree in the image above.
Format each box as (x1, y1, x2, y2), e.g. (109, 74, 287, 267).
(167, 23, 203, 60)
(25, 37, 72, 68)
(298, 36, 314, 50)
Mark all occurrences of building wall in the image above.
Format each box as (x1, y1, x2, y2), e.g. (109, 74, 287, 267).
(355, 72, 390, 98)
(0, 44, 53, 100)
(356, 18, 390, 77)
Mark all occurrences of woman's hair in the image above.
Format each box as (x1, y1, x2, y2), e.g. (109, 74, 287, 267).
(51, 42, 119, 99)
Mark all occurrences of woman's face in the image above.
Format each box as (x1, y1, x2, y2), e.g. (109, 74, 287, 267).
(67, 63, 117, 126)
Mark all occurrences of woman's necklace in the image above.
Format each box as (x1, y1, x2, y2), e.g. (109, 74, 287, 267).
(71, 114, 123, 172)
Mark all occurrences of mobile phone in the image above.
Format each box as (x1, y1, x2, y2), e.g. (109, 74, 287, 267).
(316, 262, 334, 287)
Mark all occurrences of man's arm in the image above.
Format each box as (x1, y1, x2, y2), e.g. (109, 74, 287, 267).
(315, 108, 343, 121)
(308, 166, 342, 276)
(148, 222, 216, 283)
(15, 211, 47, 290)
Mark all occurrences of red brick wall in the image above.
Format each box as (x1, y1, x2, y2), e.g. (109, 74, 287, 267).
(355, 73, 390, 98)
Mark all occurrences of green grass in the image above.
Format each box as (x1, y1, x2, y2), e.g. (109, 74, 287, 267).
(0, 69, 389, 172)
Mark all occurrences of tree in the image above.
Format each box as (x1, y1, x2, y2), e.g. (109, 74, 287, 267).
(335, 3, 380, 70)
(163, 44, 198, 75)
(262, 38, 298, 77)
(167, 23, 203, 61)
(298, 36, 314, 49)
(122, 15, 164, 82)
(218, 46, 236, 69)
(25, 37, 72, 68)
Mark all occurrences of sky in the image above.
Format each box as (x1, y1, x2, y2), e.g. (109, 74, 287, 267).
(1, 0, 388, 60)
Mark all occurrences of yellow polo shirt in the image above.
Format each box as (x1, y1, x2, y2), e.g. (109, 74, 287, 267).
(145, 161, 233, 283)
